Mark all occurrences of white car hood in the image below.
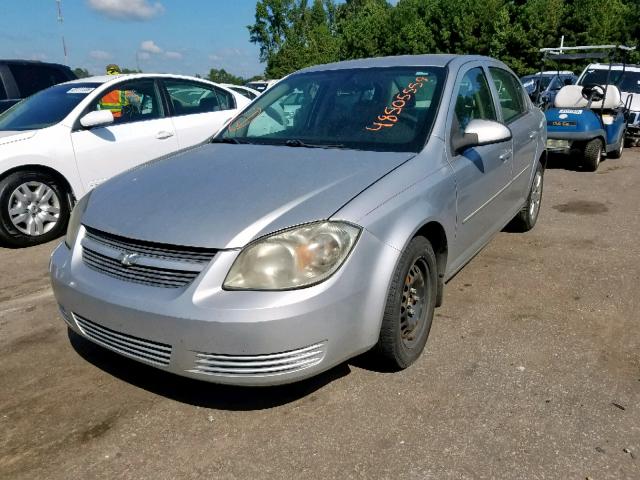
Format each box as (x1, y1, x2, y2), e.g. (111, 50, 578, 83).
(0, 130, 37, 146)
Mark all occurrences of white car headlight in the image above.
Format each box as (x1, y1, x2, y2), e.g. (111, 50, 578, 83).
(64, 192, 92, 249)
(223, 221, 361, 290)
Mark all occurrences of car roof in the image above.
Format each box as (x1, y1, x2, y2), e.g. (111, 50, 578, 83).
(62, 73, 227, 86)
(0, 59, 72, 69)
(584, 63, 640, 72)
(298, 54, 496, 73)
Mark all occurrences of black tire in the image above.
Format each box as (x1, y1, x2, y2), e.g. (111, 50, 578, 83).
(0, 171, 70, 248)
(374, 236, 437, 369)
(608, 134, 624, 159)
(582, 138, 603, 172)
(506, 160, 544, 233)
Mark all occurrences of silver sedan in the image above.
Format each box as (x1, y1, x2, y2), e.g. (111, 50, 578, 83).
(50, 54, 546, 386)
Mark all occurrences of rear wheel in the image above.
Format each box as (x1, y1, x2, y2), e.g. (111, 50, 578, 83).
(582, 138, 603, 172)
(374, 236, 437, 369)
(507, 160, 544, 232)
(0, 171, 70, 248)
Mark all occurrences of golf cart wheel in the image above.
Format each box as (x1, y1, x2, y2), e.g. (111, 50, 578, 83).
(0, 170, 70, 248)
(507, 160, 544, 232)
(608, 136, 624, 159)
(582, 138, 603, 172)
(374, 236, 437, 370)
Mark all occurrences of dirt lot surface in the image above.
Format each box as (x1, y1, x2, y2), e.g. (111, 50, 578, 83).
(1, 150, 639, 480)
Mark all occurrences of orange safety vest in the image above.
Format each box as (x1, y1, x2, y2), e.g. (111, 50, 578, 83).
(99, 90, 129, 118)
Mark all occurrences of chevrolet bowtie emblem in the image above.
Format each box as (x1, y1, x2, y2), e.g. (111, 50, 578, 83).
(119, 252, 140, 267)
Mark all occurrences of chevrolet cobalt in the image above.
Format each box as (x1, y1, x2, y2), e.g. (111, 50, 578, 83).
(51, 55, 546, 385)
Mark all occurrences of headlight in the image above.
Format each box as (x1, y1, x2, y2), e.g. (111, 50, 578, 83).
(223, 221, 361, 290)
(64, 192, 92, 249)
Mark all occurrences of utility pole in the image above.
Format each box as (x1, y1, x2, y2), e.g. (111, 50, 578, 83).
(56, 0, 68, 65)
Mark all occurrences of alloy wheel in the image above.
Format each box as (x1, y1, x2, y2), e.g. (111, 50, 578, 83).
(528, 170, 543, 221)
(8, 182, 61, 236)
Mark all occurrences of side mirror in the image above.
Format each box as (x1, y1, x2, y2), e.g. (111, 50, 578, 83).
(452, 119, 512, 153)
(80, 110, 114, 129)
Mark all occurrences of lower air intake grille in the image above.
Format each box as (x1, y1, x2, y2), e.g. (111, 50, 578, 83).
(74, 313, 172, 366)
(189, 341, 327, 377)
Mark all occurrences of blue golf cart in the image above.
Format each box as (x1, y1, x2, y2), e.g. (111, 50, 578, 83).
(538, 45, 636, 171)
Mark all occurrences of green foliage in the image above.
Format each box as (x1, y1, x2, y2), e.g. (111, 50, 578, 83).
(248, 0, 639, 77)
(208, 68, 245, 85)
(73, 67, 90, 78)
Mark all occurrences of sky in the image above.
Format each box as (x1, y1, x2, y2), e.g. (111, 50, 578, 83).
(0, 0, 264, 78)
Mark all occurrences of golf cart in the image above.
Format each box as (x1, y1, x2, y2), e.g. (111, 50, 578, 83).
(576, 63, 640, 147)
(538, 44, 636, 171)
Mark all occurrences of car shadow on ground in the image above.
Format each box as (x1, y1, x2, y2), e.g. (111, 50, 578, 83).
(68, 329, 352, 410)
(546, 151, 598, 172)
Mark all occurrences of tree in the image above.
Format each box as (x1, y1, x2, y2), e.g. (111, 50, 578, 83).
(73, 67, 90, 78)
(248, 0, 640, 77)
(208, 68, 245, 84)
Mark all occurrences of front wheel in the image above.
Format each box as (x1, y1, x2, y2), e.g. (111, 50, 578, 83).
(0, 171, 70, 248)
(582, 138, 603, 171)
(608, 134, 624, 159)
(374, 236, 437, 369)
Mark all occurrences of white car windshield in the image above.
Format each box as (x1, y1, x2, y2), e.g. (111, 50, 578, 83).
(580, 69, 640, 94)
(220, 67, 446, 152)
(0, 83, 100, 131)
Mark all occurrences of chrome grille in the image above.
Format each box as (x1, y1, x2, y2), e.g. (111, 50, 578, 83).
(74, 313, 172, 366)
(189, 341, 327, 377)
(81, 227, 216, 288)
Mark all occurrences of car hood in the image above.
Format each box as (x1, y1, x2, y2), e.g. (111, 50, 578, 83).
(0, 130, 36, 145)
(83, 143, 414, 248)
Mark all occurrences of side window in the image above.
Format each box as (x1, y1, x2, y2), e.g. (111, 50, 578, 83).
(0, 78, 6, 100)
(489, 67, 527, 123)
(9, 64, 68, 98)
(213, 87, 235, 110)
(164, 80, 231, 115)
(454, 67, 497, 130)
(90, 79, 164, 125)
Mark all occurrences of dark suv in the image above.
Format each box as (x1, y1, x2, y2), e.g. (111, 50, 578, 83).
(0, 60, 76, 113)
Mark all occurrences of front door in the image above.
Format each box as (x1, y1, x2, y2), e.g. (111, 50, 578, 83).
(446, 64, 514, 270)
(71, 78, 178, 191)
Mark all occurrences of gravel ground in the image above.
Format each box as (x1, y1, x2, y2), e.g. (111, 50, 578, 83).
(1, 149, 639, 479)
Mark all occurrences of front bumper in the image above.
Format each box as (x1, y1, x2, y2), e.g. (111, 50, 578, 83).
(50, 227, 399, 386)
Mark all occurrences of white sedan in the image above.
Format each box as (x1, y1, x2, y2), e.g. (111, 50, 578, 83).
(0, 73, 250, 247)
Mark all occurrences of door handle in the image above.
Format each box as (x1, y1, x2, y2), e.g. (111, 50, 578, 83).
(499, 151, 512, 161)
(156, 131, 174, 139)
(528, 131, 537, 139)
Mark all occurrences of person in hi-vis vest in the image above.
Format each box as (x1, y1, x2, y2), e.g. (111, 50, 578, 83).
(99, 64, 140, 119)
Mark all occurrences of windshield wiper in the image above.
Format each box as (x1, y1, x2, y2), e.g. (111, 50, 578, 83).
(283, 139, 347, 149)
(210, 137, 250, 145)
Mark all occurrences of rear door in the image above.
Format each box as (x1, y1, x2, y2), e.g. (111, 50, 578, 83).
(446, 63, 514, 267)
(162, 79, 240, 147)
(488, 66, 539, 205)
(71, 78, 179, 190)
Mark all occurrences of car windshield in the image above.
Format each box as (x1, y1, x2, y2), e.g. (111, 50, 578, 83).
(580, 69, 640, 93)
(0, 82, 100, 131)
(221, 67, 445, 152)
(521, 75, 553, 93)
